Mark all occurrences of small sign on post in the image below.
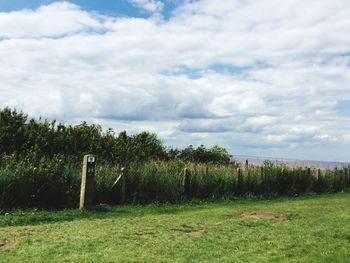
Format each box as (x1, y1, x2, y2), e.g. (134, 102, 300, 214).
(80, 154, 95, 209)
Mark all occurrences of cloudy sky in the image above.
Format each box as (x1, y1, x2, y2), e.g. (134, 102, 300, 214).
(0, 0, 350, 162)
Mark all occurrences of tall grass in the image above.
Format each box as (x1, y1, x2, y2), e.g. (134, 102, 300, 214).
(0, 154, 80, 208)
(1, 158, 349, 209)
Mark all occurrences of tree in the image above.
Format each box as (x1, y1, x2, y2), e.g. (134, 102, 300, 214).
(0, 107, 27, 155)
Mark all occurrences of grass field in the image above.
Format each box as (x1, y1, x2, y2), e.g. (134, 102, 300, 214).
(1, 193, 349, 262)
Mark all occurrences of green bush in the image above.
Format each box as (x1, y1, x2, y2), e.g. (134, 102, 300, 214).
(0, 107, 231, 165)
(0, 153, 80, 208)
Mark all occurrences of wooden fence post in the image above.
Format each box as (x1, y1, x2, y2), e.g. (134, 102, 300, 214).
(317, 169, 321, 181)
(333, 167, 339, 189)
(183, 167, 190, 197)
(255, 166, 261, 185)
(80, 155, 95, 209)
(345, 167, 349, 187)
(120, 167, 127, 204)
(237, 168, 242, 184)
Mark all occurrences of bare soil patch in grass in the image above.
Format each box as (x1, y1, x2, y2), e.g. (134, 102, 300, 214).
(0, 240, 16, 249)
(189, 230, 205, 236)
(240, 211, 287, 221)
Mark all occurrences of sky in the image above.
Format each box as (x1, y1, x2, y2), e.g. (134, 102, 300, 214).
(0, 0, 350, 162)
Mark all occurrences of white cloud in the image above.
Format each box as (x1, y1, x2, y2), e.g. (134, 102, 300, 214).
(0, 1, 350, 161)
(129, 0, 164, 13)
(0, 2, 107, 38)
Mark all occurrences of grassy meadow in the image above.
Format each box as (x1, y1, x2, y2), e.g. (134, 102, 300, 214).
(1, 193, 349, 262)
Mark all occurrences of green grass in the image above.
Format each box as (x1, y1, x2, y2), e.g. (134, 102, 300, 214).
(1, 193, 350, 262)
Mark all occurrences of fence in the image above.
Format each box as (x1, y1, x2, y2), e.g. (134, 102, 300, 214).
(1, 159, 350, 209)
(231, 155, 350, 169)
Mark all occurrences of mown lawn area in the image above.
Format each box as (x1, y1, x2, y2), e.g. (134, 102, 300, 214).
(1, 193, 349, 262)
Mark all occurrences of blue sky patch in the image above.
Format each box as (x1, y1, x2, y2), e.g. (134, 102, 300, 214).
(0, 0, 144, 17)
(208, 62, 269, 75)
(160, 65, 202, 79)
(0, 0, 177, 19)
(336, 100, 350, 115)
(209, 64, 250, 75)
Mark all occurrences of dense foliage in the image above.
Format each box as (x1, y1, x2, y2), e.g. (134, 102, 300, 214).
(0, 107, 230, 165)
